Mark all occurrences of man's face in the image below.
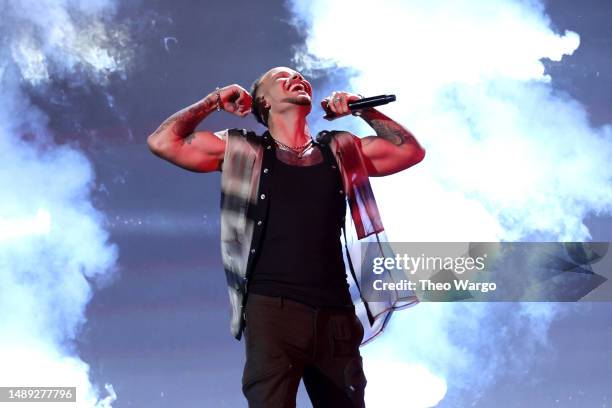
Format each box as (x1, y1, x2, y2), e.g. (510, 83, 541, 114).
(257, 67, 313, 116)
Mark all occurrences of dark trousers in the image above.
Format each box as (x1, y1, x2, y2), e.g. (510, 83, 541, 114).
(242, 293, 367, 408)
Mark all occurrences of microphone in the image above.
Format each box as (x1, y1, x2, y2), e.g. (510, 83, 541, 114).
(322, 94, 396, 120)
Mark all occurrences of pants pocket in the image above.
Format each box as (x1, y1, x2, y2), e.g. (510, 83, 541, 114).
(329, 314, 362, 358)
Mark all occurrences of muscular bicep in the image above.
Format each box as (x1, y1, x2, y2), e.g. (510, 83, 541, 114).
(152, 129, 227, 173)
(358, 135, 424, 177)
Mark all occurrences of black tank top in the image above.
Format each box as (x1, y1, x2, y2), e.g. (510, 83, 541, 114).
(248, 149, 353, 308)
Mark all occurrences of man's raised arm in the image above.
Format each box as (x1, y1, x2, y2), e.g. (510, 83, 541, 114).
(322, 91, 426, 177)
(147, 84, 252, 173)
(356, 108, 425, 177)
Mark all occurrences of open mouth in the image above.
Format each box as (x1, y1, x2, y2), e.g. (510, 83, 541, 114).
(289, 83, 308, 94)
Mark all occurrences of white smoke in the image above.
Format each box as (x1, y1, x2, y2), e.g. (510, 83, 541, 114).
(4, 0, 133, 86)
(288, 0, 612, 406)
(0, 0, 132, 406)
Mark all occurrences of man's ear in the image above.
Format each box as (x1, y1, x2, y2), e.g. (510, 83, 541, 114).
(255, 94, 271, 125)
(256, 95, 270, 113)
(262, 96, 270, 110)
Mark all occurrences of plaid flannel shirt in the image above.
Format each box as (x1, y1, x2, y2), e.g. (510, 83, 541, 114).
(217, 128, 418, 344)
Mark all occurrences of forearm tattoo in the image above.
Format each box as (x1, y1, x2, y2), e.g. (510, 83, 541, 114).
(359, 109, 415, 146)
(151, 96, 216, 142)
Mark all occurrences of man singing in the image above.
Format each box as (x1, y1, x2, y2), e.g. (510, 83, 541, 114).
(147, 66, 425, 407)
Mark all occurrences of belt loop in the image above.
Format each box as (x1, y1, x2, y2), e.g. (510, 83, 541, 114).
(279, 296, 284, 308)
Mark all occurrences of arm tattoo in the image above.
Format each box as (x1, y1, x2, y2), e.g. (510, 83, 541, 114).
(183, 133, 197, 145)
(151, 119, 172, 137)
(359, 109, 415, 146)
(151, 96, 216, 140)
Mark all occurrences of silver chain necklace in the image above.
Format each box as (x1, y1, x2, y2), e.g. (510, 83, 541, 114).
(271, 137, 314, 158)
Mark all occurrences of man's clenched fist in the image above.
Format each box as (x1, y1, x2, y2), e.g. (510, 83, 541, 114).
(217, 84, 252, 117)
(321, 91, 361, 119)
